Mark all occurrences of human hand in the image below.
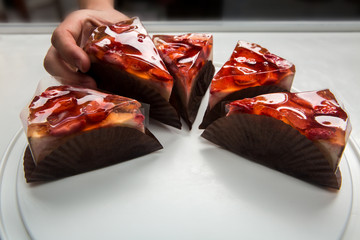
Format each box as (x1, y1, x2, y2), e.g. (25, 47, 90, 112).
(44, 8, 129, 88)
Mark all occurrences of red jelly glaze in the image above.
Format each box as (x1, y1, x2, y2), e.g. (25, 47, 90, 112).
(226, 90, 349, 146)
(210, 41, 295, 95)
(84, 17, 173, 85)
(153, 33, 213, 92)
(28, 86, 144, 137)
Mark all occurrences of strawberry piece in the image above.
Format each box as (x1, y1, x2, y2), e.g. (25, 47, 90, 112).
(134, 113, 145, 125)
(83, 101, 109, 123)
(305, 127, 335, 140)
(233, 75, 259, 86)
(86, 110, 108, 123)
(39, 86, 69, 99)
(149, 68, 175, 82)
(317, 89, 336, 100)
(52, 97, 77, 114)
(314, 101, 339, 116)
(291, 96, 314, 109)
(281, 110, 309, 130)
(49, 117, 87, 137)
(260, 106, 282, 119)
(47, 111, 73, 126)
(109, 23, 134, 34)
(227, 98, 255, 114)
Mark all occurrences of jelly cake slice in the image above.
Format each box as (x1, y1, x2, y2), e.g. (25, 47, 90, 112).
(23, 85, 162, 182)
(84, 17, 181, 128)
(200, 40, 295, 129)
(153, 33, 215, 129)
(202, 90, 351, 189)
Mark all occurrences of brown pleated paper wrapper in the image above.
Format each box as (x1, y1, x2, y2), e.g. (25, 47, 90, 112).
(169, 61, 215, 129)
(199, 85, 288, 129)
(88, 61, 181, 129)
(201, 114, 341, 189)
(24, 127, 163, 182)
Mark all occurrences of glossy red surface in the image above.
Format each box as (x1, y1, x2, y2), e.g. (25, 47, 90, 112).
(84, 17, 173, 97)
(227, 90, 350, 145)
(28, 86, 144, 137)
(153, 33, 213, 93)
(209, 40, 295, 108)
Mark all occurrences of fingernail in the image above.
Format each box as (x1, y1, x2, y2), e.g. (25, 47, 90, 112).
(75, 59, 84, 72)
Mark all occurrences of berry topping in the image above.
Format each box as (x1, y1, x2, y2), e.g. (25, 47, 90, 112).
(227, 90, 349, 145)
(27, 86, 144, 137)
(153, 33, 213, 98)
(209, 40, 295, 109)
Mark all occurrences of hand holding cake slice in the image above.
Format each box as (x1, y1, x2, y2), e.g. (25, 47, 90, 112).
(153, 33, 215, 129)
(84, 17, 181, 128)
(200, 40, 295, 128)
(23, 85, 162, 182)
(201, 90, 351, 189)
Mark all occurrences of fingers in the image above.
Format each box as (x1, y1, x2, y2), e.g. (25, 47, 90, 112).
(51, 12, 92, 73)
(45, 9, 130, 88)
(44, 46, 97, 89)
(50, 9, 129, 74)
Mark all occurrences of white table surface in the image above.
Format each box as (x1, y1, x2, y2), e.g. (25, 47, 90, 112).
(1, 21, 360, 240)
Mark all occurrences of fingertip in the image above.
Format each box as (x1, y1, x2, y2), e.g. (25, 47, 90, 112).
(75, 58, 86, 73)
(42, 47, 96, 89)
(75, 53, 91, 73)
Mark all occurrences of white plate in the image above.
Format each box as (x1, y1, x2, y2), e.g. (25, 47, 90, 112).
(1, 90, 359, 240)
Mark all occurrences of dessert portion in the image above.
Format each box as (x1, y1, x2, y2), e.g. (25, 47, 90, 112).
(84, 17, 181, 129)
(200, 40, 295, 129)
(201, 90, 351, 189)
(23, 85, 162, 182)
(153, 33, 215, 129)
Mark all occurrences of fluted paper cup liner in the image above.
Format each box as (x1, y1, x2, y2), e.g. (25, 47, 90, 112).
(88, 61, 182, 129)
(24, 127, 163, 182)
(199, 85, 288, 129)
(201, 114, 341, 189)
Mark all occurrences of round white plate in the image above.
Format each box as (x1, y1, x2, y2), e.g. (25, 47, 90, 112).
(0, 117, 358, 240)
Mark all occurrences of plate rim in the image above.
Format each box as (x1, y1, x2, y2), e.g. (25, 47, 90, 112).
(0, 127, 359, 239)
(0, 129, 31, 240)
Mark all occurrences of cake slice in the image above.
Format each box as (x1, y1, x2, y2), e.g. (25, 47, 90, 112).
(153, 33, 215, 129)
(200, 40, 295, 129)
(201, 90, 351, 189)
(84, 17, 181, 128)
(23, 85, 162, 182)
